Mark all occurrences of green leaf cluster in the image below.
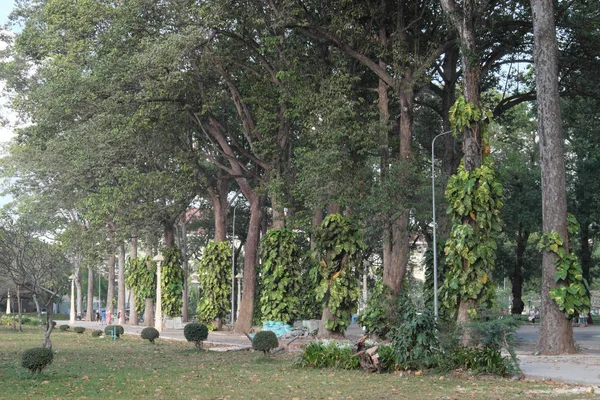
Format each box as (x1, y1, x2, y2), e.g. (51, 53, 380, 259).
(441, 163, 503, 313)
(125, 255, 156, 317)
(161, 246, 184, 318)
(259, 229, 301, 324)
(197, 241, 231, 324)
(314, 214, 366, 333)
(537, 229, 590, 318)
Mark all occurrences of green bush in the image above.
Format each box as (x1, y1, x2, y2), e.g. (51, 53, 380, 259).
(91, 329, 103, 337)
(59, 324, 70, 331)
(104, 325, 124, 337)
(73, 327, 86, 334)
(141, 327, 160, 343)
(21, 347, 54, 373)
(296, 340, 360, 370)
(184, 323, 208, 350)
(252, 330, 279, 354)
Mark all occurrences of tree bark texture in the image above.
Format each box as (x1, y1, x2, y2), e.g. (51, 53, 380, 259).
(531, 0, 575, 354)
(118, 243, 126, 325)
(129, 235, 138, 325)
(107, 253, 115, 316)
(86, 266, 94, 321)
(181, 222, 189, 322)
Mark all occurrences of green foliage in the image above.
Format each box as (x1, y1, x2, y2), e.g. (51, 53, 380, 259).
(125, 255, 156, 317)
(141, 327, 160, 343)
(197, 241, 231, 325)
(357, 284, 391, 338)
(437, 346, 514, 376)
(296, 340, 360, 370)
(0, 315, 41, 326)
(59, 324, 69, 331)
(91, 329, 103, 337)
(104, 325, 124, 337)
(537, 228, 590, 318)
(252, 330, 279, 354)
(73, 327, 85, 334)
(314, 214, 366, 333)
(389, 293, 440, 370)
(448, 96, 490, 137)
(184, 323, 208, 350)
(259, 229, 301, 324)
(161, 246, 184, 318)
(442, 163, 503, 314)
(21, 347, 54, 374)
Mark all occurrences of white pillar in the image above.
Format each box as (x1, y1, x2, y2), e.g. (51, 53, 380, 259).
(153, 255, 164, 332)
(6, 290, 11, 315)
(69, 276, 75, 324)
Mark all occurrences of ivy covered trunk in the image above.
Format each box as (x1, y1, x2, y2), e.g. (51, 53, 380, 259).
(531, 0, 576, 355)
(197, 241, 231, 329)
(315, 214, 365, 338)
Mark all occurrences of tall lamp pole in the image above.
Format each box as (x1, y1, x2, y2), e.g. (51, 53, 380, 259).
(231, 202, 238, 325)
(431, 130, 452, 319)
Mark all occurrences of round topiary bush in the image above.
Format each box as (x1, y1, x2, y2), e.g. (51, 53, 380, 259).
(21, 347, 54, 373)
(141, 327, 160, 343)
(59, 324, 70, 331)
(73, 327, 86, 334)
(91, 329, 103, 337)
(104, 325, 125, 337)
(252, 330, 279, 354)
(184, 323, 208, 350)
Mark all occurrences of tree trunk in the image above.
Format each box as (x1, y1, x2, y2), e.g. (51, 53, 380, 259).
(181, 222, 189, 322)
(164, 222, 176, 248)
(317, 303, 345, 339)
(107, 253, 116, 317)
(129, 235, 138, 325)
(86, 265, 94, 321)
(511, 224, 529, 315)
(310, 206, 324, 250)
(17, 286, 22, 332)
(212, 192, 228, 243)
(234, 194, 263, 334)
(75, 266, 82, 321)
(118, 243, 126, 325)
(271, 191, 286, 230)
(531, 0, 576, 355)
(41, 302, 54, 350)
(580, 223, 592, 324)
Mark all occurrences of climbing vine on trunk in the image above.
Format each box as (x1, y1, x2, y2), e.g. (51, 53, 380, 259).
(259, 229, 301, 324)
(536, 214, 590, 318)
(161, 246, 184, 317)
(441, 97, 503, 316)
(125, 256, 156, 316)
(314, 214, 366, 333)
(197, 241, 231, 325)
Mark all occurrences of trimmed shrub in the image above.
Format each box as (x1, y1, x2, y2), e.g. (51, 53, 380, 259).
(252, 330, 279, 354)
(141, 327, 160, 343)
(73, 327, 86, 334)
(184, 323, 208, 350)
(104, 325, 124, 337)
(21, 347, 54, 373)
(91, 329, 103, 337)
(59, 324, 70, 331)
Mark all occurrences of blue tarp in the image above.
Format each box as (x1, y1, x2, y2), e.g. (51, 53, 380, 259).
(250, 321, 294, 338)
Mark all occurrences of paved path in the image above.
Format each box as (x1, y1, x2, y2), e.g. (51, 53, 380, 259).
(57, 320, 600, 386)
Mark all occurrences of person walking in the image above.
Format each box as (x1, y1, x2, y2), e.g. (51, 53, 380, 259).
(101, 310, 106, 326)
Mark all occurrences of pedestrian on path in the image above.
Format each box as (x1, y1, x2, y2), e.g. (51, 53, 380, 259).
(101, 310, 106, 325)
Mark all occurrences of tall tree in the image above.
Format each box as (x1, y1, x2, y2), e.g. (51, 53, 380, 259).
(531, 0, 576, 354)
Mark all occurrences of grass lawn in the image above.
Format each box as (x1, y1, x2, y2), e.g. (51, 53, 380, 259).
(0, 325, 596, 400)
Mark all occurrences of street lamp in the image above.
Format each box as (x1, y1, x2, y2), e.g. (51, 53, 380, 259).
(431, 130, 452, 319)
(153, 254, 164, 332)
(235, 273, 243, 320)
(69, 274, 76, 324)
(231, 202, 239, 325)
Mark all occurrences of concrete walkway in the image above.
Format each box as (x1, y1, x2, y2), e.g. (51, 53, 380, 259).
(56, 319, 600, 386)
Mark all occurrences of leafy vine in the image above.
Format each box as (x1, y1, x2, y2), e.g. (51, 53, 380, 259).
(536, 215, 590, 318)
(197, 241, 231, 325)
(125, 255, 156, 316)
(314, 213, 366, 333)
(161, 246, 184, 317)
(259, 229, 301, 324)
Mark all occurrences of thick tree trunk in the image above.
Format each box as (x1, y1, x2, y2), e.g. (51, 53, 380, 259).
(311, 206, 324, 250)
(234, 194, 264, 334)
(86, 265, 94, 321)
(212, 192, 228, 242)
(118, 243, 126, 325)
(164, 222, 176, 248)
(511, 224, 529, 315)
(107, 253, 116, 317)
(580, 223, 593, 324)
(129, 235, 138, 326)
(531, 0, 576, 355)
(75, 264, 82, 320)
(271, 191, 286, 230)
(317, 303, 345, 339)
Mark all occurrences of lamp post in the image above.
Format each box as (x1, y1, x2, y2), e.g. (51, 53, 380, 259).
(69, 274, 76, 324)
(431, 130, 452, 319)
(231, 202, 238, 325)
(153, 254, 164, 332)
